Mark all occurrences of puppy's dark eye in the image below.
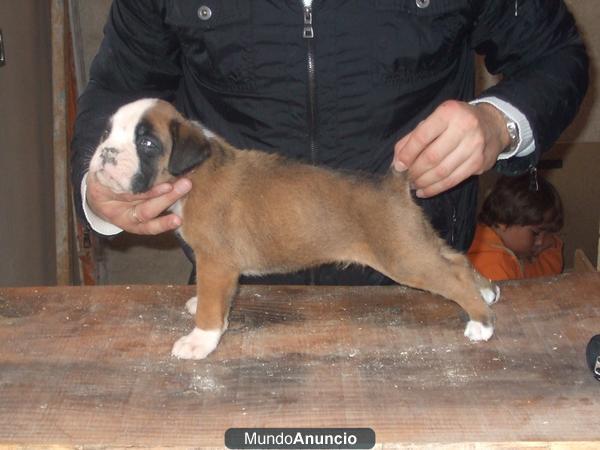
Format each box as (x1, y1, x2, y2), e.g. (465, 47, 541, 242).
(137, 136, 161, 154)
(100, 129, 110, 142)
(139, 138, 154, 148)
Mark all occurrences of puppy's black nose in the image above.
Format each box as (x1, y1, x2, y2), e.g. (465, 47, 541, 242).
(100, 147, 119, 166)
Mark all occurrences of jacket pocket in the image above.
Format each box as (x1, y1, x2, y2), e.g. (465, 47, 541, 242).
(372, 0, 471, 85)
(165, 0, 254, 92)
(375, 0, 467, 15)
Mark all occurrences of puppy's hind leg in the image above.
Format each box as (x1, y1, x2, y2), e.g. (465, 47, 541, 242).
(439, 247, 501, 307)
(172, 258, 239, 360)
(371, 237, 497, 342)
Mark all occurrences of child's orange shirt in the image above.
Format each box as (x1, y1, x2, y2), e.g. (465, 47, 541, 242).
(467, 224, 563, 281)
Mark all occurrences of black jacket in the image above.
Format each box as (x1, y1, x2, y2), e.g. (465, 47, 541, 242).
(71, 0, 588, 284)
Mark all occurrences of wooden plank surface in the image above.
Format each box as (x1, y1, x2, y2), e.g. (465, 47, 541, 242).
(51, 0, 72, 285)
(0, 273, 599, 448)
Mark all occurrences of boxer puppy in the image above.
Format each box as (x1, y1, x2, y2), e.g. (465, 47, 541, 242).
(88, 98, 500, 360)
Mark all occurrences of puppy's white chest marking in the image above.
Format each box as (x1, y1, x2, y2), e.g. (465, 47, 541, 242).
(169, 199, 185, 219)
(169, 199, 186, 238)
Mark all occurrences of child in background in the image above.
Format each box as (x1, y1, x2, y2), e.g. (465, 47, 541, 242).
(468, 173, 564, 281)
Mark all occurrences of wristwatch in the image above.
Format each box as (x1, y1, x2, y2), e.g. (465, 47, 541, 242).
(502, 113, 520, 153)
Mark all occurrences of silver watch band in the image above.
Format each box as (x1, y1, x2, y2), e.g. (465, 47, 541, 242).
(503, 113, 520, 153)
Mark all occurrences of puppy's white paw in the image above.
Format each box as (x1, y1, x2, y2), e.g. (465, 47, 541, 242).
(480, 285, 501, 305)
(171, 327, 222, 360)
(185, 296, 197, 315)
(464, 320, 494, 342)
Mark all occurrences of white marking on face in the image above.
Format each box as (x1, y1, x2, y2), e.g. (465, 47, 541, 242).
(191, 120, 216, 140)
(89, 98, 159, 193)
(171, 327, 222, 360)
(202, 127, 216, 139)
(464, 320, 494, 342)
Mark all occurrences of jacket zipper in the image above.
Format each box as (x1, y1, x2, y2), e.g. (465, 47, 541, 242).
(450, 208, 457, 246)
(302, 0, 318, 284)
(302, 0, 318, 165)
(529, 165, 539, 191)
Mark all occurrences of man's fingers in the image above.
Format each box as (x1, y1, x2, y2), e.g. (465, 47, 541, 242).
(113, 178, 192, 203)
(128, 178, 192, 225)
(392, 134, 410, 171)
(394, 114, 449, 170)
(410, 124, 486, 190)
(415, 151, 482, 198)
(407, 128, 464, 183)
(87, 174, 193, 234)
(411, 147, 470, 192)
(393, 100, 508, 198)
(119, 182, 174, 202)
(130, 213, 183, 236)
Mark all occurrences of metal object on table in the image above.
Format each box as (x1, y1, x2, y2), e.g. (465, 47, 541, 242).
(0, 29, 6, 66)
(587, 334, 600, 381)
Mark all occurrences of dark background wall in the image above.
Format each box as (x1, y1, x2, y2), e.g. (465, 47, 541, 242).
(0, 0, 597, 287)
(0, 0, 55, 286)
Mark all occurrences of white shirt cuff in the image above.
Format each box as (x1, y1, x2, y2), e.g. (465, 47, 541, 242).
(470, 97, 535, 160)
(81, 172, 123, 236)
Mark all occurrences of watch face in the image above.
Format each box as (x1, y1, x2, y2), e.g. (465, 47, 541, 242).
(505, 119, 519, 150)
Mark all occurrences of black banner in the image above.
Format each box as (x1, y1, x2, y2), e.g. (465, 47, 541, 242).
(225, 428, 376, 449)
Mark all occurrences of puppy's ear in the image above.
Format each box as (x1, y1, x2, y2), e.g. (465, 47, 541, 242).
(168, 119, 212, 176)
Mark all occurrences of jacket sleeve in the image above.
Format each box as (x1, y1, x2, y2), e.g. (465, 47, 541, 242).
(70, 0, 181, 224)
(471, 0, 589, 175)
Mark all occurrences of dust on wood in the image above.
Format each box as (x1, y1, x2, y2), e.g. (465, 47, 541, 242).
(0, 273, 599, 447)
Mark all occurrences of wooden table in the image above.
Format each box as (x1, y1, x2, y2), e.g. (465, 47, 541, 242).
(1, 272, 599, 448)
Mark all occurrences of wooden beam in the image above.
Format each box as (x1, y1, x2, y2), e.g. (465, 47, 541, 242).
(51, 0, 72, 285)
(574, 249, 596, 273)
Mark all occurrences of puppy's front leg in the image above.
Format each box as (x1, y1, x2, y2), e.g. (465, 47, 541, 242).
(172, 261, 239, 360)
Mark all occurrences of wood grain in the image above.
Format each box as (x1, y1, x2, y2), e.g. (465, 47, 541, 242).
(0, 273, 599, 447)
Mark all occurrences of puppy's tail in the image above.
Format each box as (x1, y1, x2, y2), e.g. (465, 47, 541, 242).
(382, 167, 412, 198)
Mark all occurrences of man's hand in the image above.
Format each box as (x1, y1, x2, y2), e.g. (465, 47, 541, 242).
(86, 173, 192, 235)
(393, 100, 511, 198)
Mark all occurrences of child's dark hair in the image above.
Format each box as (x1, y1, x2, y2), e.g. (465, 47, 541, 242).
(479, 173, 563, 232)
